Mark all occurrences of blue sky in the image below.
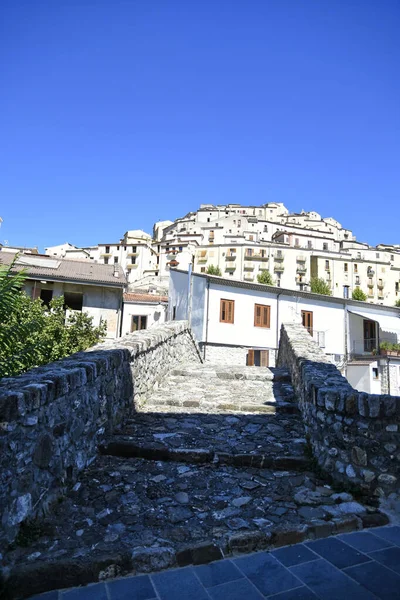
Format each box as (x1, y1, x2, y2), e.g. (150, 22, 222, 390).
(1, 0, 399, 251)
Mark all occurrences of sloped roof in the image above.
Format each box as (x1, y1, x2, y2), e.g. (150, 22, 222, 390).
(123, 293, 168, 303)
(0, 252, 126, 287)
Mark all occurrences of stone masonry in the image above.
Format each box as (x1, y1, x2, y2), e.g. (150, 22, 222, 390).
(277, 322, 400, 498)
(0, 321, 201, 550)
(1, 364, 388, 600)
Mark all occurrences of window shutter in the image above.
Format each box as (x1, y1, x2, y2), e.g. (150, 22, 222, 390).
(247, 349, 254, 366)
(260, 350, 269, 367)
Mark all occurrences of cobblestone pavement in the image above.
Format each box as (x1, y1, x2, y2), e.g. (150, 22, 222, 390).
(30, 526, 400, 599)
(2, 365, 389, 599)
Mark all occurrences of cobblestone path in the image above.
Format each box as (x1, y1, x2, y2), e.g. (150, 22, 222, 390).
(3, 365, 389, 599)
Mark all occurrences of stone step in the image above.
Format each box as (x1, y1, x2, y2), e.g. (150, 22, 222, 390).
(142, 397, 299, 415)
(99, 438, 310, 471)
(171, 366, 291, 382)
(3, 453, 388, 599)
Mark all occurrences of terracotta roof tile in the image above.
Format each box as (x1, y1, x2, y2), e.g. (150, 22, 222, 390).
(123, 293, 168, 303)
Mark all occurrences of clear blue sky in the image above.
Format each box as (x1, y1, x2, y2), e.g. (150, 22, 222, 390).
(1, 0, 399, 251)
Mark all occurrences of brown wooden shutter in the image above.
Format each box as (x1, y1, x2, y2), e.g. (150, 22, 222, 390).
(254, 305, 261, 326)
(260, 350, 269, 367)
(228, 300, 234, 323)
(247, 349, 254, 366)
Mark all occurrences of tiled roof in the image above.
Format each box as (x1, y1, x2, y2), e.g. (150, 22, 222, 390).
(123, 293, 168, 303)
(0, 252, 126, 287)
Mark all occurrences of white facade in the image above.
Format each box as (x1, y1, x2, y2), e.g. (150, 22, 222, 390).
(121, 294, 167, 336)
(169, 269, 400, 394)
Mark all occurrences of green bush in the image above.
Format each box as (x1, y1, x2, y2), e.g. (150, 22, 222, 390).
(310, 277, 332, 296)
(0, 260, 107, 378)
(206, 265, 222, 276)
(352, 287, 367, 301)
(257, 270, 274, 285)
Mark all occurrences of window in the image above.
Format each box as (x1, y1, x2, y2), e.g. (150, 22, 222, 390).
(254, 304, 270, 328)
(323, 243, 328, 251)
(114, 257, 118, 264)
(343, 286, 349, 299)
(131, 315, 147, 332)
(301, 311, 313, 335)
(247, 349, 269, 367)
(391, 255, 394, 261)
(344, 263, 348, 272)
(354, 264, 358, 273)
(247, 248, 253, 257)
(357, 252, 361, 259)
(238, 220, 241, 227)
(64, 292, 83, 311)
(220, 299, 234, 323)
(40, 288, 53, 307)
(376, 253, 380, 259)
(201, 267, 205, 273)
(355, 276, 360, 285)
(249, 235, 254, 241)
(372, 368, 379, 380)
(179, 246, 183, 251)
(105, 246, 110, 253)
(295, 238, 300, 247)
(131, 256, 136, 264)
(132, 246, 137, 253)
(307, 241, 312, 249)
(104, 257, 109, 265)
(325, 260, 330, 270)
(117, 245, 120, 251)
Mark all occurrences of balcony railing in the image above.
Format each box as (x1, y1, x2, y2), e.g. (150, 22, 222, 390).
(378, 282, 385, 289)
(225, 254, 237, 259)
(274, 255, 284, 262)
(367, 282, 374, 288)
(244, 274, 254, 281)
(296, 267, 307, 274)
(350, 338, 378, 356)
(274, 265, 284, 272)
(245, 253, 268, 261)
(225, 264, 236, 271)
(243, 263, 254, 271)
(297, 256, 306, 263)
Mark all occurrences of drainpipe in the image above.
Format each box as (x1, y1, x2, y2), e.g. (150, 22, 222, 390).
(204, 277, 210, 361)
(118, 289, 124, 337)
(187, 263, 193, 327)
(344, 302, 348, 375)
(276, 291, 282, 363)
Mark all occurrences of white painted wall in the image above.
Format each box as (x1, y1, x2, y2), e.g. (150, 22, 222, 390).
(121, 302, 167, 336)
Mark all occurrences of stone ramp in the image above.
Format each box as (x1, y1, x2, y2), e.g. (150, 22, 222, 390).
(101, 412, 308, 469)
(139, 364, 298, 414)
(1, 364, 390, 598)
(3, 455, 387, 599)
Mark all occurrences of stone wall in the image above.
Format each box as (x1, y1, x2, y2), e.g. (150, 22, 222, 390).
(201, 344, 277, 367)
(277, 322, 400, 499)
(0, 321, 200, 548)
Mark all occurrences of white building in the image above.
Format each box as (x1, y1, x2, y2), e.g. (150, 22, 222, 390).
(1, 252, 126, 338)
(121, 292, 168, 335)
(169, 269, 400, 395)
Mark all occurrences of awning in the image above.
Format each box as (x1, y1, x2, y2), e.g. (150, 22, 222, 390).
(348, 310, 400, 335)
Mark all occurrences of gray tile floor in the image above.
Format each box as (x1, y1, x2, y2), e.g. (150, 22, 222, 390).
(30, 526, 400, 600)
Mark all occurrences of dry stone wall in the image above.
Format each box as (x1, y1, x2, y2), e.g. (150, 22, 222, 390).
(277, 322, 400, 499)
(0, 321, 200, 548)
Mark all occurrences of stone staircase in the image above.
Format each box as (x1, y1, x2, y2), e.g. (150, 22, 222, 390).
(3, 364, 388, 600)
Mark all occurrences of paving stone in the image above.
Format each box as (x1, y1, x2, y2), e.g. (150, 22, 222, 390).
(106, 574, 157, 600)
(267, 589, 318, 599)
(62, 583, 108, 600)
(271, 544, 319, 567)
(207, 577, 264, 600)
(234, 552, 301, 597)
(305, 538, 370, 569)
(345, 560, 400, 600)
(337, 531, 394, 553)
(368, 547, 400, 574)
(151, 567, 210, 600)
(194, 559, 243, 587)
(291, 558, 378, 600)
(370, 525, 400, 546)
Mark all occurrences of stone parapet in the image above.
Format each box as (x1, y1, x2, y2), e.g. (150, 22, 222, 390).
(277, 322, 400, 498)
(0, 321, 200, 548)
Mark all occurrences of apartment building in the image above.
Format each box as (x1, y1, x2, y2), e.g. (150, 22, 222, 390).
(169, 268, 400, 396)
(45, 203, 400, 307)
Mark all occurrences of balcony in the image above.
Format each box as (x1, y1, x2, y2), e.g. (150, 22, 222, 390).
(274, 265, 284, 273)
(244, 263, 254, 271)
(100, 252, 113, 258)
(167, 260, 179, 268)
(225, 263, 236, 272)
(245, 252, 268, 261)
(167, 249, 178, 257)
(378, 282, 385, 289)
(350, 338, 378, 358)
(197, 252, 208, 263)
(127, 263, 138, 269)
(297, 256, 306, 263)
(296, 266, 307, 274)
(367, 281, 374, 288)
(244, 274, 254, 281)
(274, 255, 284, 262)
(225, 253, 237, 260)
(127, 251, 139, 257)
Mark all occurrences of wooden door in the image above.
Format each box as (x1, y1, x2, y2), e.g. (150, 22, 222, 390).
(301, 311, 313, 335)
(363, 320, 376, 352)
